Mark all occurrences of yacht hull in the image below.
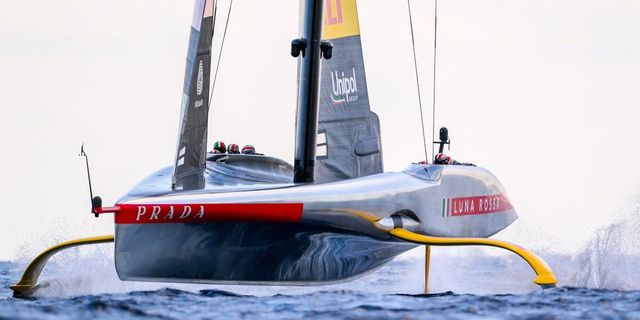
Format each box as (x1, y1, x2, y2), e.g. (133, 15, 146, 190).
(115, 222, 414, 284)
(113, 155, 517, 285)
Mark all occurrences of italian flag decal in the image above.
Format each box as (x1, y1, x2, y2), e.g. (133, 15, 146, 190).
(442, 195, 512, 217)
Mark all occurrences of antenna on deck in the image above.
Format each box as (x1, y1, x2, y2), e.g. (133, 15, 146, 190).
(79, 144, 102, 217)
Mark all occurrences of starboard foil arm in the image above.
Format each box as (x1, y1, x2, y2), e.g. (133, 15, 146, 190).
(10, 235, 115, 298)
(389, 228, 558, 289)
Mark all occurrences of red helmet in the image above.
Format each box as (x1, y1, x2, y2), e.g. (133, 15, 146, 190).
(213, 141, 226, 153)
(241, 145, 256, 154)
(434, 153, 451, 165)
(228, 143, 240, 154)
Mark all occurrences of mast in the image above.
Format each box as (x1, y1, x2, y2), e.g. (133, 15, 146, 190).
(292, 0, 326, 183)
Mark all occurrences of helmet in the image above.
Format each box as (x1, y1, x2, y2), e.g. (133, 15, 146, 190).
(213, 141, 226, 153)
(228, 143, 240, 154)
(241, 145, 256, 154)
(434, 153, 451, 165)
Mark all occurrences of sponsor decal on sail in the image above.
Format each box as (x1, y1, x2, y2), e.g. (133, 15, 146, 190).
(322, 0, 360, 39)
(331, 68, 359, 104)
(115, 203, 303, 224)
(324, 0, 344, 25)
(441, 195, 512, 217)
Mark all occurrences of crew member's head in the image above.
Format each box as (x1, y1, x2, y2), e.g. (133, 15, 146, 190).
(228, 143, 240, 154)
(434, 153, 451, 165)
(241, 145, 256, 154)
(213, 141, 226, 153)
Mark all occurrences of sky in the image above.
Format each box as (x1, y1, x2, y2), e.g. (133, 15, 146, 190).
(1, 0, 640, 262)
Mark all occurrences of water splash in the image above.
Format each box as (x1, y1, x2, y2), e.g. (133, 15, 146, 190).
(422, 194, 640, 293)
(568, 196, 640, 290)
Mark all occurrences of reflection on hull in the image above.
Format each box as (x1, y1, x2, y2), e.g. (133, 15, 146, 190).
(115, 223, 416, 284)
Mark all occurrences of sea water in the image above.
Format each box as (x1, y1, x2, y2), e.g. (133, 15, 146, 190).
(1, 257, 639, 319)
(2, 208, 640, 319)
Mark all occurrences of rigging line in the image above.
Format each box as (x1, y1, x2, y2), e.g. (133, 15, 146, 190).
(431, 0, 438, 160)
(407, 0, 429, 162)
(210, 0, 234, 105)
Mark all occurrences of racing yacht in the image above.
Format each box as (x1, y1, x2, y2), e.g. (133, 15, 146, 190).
(11, 0, 556, 297)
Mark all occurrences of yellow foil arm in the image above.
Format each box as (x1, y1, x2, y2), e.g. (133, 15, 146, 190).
(390, 228, 557, 289)
(10, 235, 115, 298)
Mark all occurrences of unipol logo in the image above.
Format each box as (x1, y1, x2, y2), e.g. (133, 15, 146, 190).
(324, 0, 343, 26)
(331, 68, 358, 104)
(196, 60, 204, 96)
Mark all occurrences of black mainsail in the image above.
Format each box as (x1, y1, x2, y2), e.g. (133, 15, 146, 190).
(172, 0, 216, 190)
(315, 0, 383, 183)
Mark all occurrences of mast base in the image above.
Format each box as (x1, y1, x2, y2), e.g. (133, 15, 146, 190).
(389, 228, 558, 289)
(10, 235, 115, 298)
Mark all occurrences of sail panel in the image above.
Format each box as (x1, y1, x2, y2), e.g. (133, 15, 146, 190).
(172, 0, 216, 190)
(315, 0, 382, 183)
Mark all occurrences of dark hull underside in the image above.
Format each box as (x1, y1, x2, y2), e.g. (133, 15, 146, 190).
(115, 223, 416, 284)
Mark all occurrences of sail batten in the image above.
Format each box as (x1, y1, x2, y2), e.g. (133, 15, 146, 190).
(172, 0, 216, 190)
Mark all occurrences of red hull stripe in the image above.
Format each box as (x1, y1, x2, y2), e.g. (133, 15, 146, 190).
(114, 203, 304, 224)
(446, 195, 512, 217)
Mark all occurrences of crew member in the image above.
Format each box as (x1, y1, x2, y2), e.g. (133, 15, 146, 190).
(434, 153, 475, 166)
(434, 153, 456, 165)
(213, 141, 226, 153)
(241, 145, 256, 155)
(228, 143, 240, 154)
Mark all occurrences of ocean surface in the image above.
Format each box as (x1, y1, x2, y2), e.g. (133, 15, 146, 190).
(1, 242, 640, 320)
